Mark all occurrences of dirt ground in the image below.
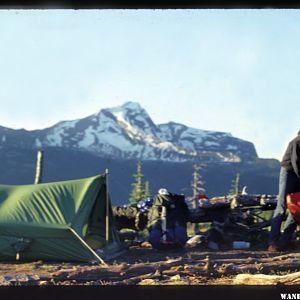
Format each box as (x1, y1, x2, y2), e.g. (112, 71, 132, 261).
(1, 245, 300, 286)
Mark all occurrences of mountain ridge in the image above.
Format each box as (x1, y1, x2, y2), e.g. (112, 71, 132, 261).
(0, 101, 258, 163)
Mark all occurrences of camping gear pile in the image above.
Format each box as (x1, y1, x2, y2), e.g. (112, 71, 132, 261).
(113, 193, 278, 249)
(114, 194, 277, 230)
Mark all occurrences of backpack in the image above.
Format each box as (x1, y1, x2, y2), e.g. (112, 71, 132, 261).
(148, 193, 189, 230)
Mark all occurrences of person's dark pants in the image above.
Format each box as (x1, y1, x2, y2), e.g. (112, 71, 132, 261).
(269, 167, 300, 247)
(149, 226, 188, 249)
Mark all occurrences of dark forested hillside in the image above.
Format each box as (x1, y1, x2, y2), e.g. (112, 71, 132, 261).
(0, 146, 279, 205)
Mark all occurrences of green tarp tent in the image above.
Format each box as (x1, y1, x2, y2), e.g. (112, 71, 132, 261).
(0, 174, 124, 263)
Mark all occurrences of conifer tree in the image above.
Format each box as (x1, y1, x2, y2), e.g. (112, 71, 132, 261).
(191, 164, 206, 198)
(191, 164, 205, 235)
(129, 161, 146, 205)
(229, 172, 241, 195)
(143, 180, 151, 199)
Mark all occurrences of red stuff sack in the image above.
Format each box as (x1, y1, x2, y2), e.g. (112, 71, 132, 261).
(287, 192, 300, 224)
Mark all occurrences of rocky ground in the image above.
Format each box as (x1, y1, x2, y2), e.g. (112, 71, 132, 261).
(1, 244, 300, 286)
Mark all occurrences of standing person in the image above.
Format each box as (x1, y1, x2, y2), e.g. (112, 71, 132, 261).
(268, 131, 300, 252)
(148, 188, 189, 249)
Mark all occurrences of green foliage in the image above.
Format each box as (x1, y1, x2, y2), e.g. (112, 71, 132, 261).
(129, 161, 151, 204)
(187, 222, 211, 237)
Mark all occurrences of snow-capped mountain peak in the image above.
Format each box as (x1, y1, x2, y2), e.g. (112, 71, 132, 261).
(0, 102, 258, 163)
(104, 101, 158, 137)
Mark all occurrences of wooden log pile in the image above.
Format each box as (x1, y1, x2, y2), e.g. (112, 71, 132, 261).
(114, 194, 277, 232)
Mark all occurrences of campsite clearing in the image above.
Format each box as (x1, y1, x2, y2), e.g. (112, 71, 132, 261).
(1, 246, 300, 285)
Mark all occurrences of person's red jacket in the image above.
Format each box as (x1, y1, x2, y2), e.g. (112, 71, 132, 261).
(287, 192, 300, 224)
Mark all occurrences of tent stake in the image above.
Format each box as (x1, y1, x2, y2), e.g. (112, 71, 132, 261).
(34, 150, 43, 184)
(105, 169, 109, 244)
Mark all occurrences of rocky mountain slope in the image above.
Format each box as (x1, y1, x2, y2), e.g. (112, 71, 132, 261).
(0, 102, 257, 163)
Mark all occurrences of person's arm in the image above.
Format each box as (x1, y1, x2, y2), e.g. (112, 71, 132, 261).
(147, 196, 162, 229)
(291, 142, 300, 178)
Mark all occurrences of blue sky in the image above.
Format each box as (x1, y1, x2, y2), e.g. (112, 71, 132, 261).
(0, 9, 300, 160)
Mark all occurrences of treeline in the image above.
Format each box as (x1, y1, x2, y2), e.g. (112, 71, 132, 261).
(128, 161, 243, 204)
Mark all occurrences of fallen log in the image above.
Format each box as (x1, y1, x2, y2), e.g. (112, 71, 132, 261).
(234, 271, 300, 285)
(216, 261, 300, 276)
